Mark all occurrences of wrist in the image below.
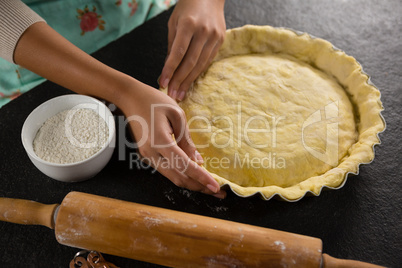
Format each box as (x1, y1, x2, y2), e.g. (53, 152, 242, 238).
(110, 75, 150, 114)
(93, 68, 136, 107)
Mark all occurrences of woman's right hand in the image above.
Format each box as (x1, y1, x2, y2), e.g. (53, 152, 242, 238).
(118, 79, 226, 199)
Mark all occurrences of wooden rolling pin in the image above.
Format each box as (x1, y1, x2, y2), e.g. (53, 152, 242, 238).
(0, 192, 382, 267)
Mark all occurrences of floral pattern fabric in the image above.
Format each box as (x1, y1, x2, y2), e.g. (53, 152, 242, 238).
(0, 0, 176, 108)
(77, 5, 106, 35)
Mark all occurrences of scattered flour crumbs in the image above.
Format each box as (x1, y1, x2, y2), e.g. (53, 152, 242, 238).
(33, 108, 108, 164)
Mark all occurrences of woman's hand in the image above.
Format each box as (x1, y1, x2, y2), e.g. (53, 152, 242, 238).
(160, 0, 226, 101)
(119, 80, 226, 198)
(14, 22, 225, 198)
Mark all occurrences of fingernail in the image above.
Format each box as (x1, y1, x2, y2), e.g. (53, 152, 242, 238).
(171, 89, 177, 100)
(177, 91, 186, 101)
(161, 78, 169, 88)
(194, 150, 204, 164)
(213, 192, 226, 199)
(207, 184, 218, 193)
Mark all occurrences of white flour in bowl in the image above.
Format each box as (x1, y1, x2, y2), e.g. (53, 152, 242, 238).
(33, 108, 109, 164)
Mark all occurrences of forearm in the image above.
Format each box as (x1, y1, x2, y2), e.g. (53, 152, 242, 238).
(11, 5, 224, 197)
(14, 22, 134, 106)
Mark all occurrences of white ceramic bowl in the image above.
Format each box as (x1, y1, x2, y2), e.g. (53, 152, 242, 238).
(21, 94, 116, 182)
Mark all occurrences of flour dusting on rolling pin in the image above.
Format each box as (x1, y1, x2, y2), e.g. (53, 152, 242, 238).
(33, 109, 108, 164)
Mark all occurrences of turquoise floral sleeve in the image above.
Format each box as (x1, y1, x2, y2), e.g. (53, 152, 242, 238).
(0, 0, 177, 108)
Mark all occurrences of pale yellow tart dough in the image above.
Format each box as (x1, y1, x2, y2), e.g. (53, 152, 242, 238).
(173, 26, 384, 201)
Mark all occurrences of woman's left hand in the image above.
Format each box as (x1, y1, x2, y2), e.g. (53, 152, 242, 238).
(159, 0, 226, 101)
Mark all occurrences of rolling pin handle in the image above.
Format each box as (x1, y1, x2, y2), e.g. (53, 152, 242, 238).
(0, 198, 59, 229)
(322, 253, 385, 268)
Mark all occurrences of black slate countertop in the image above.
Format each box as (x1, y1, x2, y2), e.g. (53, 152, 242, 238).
(0, 0, 401, 267)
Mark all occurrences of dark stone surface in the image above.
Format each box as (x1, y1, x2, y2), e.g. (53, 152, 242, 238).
(0, 0, 401, 267)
